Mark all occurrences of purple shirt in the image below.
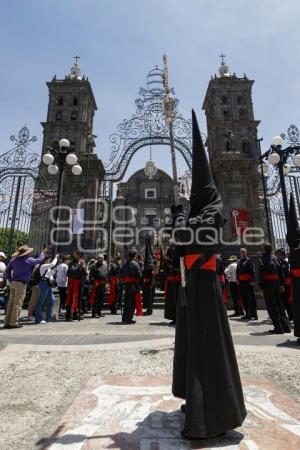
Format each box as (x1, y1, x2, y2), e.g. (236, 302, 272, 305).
(5, 253, 47, 283)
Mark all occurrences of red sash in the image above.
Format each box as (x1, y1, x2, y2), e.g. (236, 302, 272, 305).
(123, 277, 139, 284)
(164, 274, 181, 297)
(239, 273, 252, 281)
(184, 254, 217, 271)
(263, 274, 279, 281)
(65, 279, 81, 312)
(108, 275, 118, 306)
(89, 280, 106, 305)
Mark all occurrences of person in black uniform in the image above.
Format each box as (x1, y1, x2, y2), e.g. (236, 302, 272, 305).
(108, 257, 122, 314)
(65, 251, 87, 321)
(164, 236, 181, 325)
(236, 248, 258, 320)
(120, 249, 142, 324)
(172, 110, 246, 440)
(286, 194, 300, 344)
(258, 242, 290, 334)
(142, 235, 155, 316)
(275, 248, 293, 322)
(217, 254, 227, 305)
(89, 254, 107, 318)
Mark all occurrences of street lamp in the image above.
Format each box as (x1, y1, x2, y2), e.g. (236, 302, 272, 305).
(42, 138, 82, 251)
(260, 135, 300, 224)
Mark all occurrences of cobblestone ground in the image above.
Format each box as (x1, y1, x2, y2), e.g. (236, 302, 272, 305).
(0, 308, 299, 449)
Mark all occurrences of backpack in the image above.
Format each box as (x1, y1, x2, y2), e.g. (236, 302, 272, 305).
(29, 262, 43, 287)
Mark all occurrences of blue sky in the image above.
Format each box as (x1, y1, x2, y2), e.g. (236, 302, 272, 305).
(1, 0, 300, 180)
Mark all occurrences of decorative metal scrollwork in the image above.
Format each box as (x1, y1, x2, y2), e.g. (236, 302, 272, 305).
(280, 124, 300, 145)
(105, 66, 192, 182)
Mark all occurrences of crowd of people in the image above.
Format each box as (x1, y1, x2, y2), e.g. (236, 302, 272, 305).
(0, 239, 298, 340)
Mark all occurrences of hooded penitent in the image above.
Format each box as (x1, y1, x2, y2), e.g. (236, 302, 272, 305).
(172, 110, 246, 439)
(144, 234, 154, 269)
(142, 235, 155, 313)
(287, 193, 300, 338)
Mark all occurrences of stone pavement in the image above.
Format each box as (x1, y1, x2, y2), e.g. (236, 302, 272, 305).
(1, 309, 300, 450)
(46, 376, 300, 450)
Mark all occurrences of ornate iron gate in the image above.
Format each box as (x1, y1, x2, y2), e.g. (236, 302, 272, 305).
(0, 126, 40, 256)
(263, 124, 300, 250)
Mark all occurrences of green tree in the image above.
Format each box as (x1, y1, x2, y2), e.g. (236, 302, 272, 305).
(0, 228, 29, 257)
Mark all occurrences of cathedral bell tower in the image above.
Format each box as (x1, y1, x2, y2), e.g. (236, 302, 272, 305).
(202, 57, 265, 253)
(29, 59, 105, 253)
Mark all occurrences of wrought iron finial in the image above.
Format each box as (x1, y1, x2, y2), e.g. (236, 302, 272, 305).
(74, 55, 80, 65)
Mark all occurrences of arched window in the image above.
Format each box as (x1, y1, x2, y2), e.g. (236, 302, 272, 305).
(55, 111, 62, 121)
(73, 96, 78, 106)
(221, 96, 228, 105)
(70, 111, 77, 121)
(225, 140, 231, 152)
(239, 109, 247, 120)
(242, 141, 250, 153)
(57, 96, 64, 106)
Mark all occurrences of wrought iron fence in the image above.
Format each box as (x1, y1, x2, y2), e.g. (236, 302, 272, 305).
(0, 126, 40, 256)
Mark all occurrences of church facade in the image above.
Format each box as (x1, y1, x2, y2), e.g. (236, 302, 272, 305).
(29, 62, 105, 253)
(113, 168, 175, 257)
(202, 60, 266, 254)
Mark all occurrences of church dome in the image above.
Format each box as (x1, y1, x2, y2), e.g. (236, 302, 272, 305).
(219, 61, 230, 77)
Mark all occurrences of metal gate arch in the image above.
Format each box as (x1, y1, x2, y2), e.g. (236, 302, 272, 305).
(103, 66, 193, 191)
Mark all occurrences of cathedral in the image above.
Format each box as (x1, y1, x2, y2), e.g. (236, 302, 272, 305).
(29, 58, 265, 256)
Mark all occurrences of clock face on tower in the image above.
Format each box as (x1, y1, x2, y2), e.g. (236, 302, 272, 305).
(144, 160, 157, 179)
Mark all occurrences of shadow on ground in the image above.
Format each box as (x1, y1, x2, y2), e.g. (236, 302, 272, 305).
(38, 411, 244, 450)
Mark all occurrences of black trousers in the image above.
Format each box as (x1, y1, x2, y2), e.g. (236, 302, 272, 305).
(229, 282, 243, 314)
(239, 282, 257, 318)
(281, 284, 293, 321)
(92, 285, 105, 316)
(263, 282, 290, 332)
(122, 284, 136, 322)
(58, 287, 67, 310)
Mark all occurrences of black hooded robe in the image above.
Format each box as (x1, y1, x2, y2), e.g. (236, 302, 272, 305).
(172, 110, 246, 439)
(287, 195, 300, 339)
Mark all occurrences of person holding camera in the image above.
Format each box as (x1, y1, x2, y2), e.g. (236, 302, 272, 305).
(34, 254, 59, 324)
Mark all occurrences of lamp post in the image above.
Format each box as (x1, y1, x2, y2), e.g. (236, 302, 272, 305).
(42, 138, 82, 253)
(260, 135, 300, 225)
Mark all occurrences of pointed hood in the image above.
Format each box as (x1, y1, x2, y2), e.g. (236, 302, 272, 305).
(189, 110, 223, 223)
(144, 234, 154, 269)
(171, 204, 186, 227)
(286, 193, 300, 249)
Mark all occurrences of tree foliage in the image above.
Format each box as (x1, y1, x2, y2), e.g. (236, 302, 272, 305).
(0, 228, 29, 256)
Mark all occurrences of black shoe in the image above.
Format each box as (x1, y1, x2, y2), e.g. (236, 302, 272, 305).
(241, 315, 251, 321)
(124, 320, 136, 325)
(269, 329, 284, 334)
(250, 316, 258, 320)
(98, 313, 105, 318)
(5, 324, 23, 329)
(228, 312, 240, 318)
(143, 310, 153, 316)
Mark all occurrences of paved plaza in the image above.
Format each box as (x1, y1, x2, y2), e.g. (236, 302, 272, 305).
(0, 309, 300, 449)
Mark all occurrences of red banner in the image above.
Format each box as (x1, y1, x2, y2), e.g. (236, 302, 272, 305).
(231, 209, 249, 235)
